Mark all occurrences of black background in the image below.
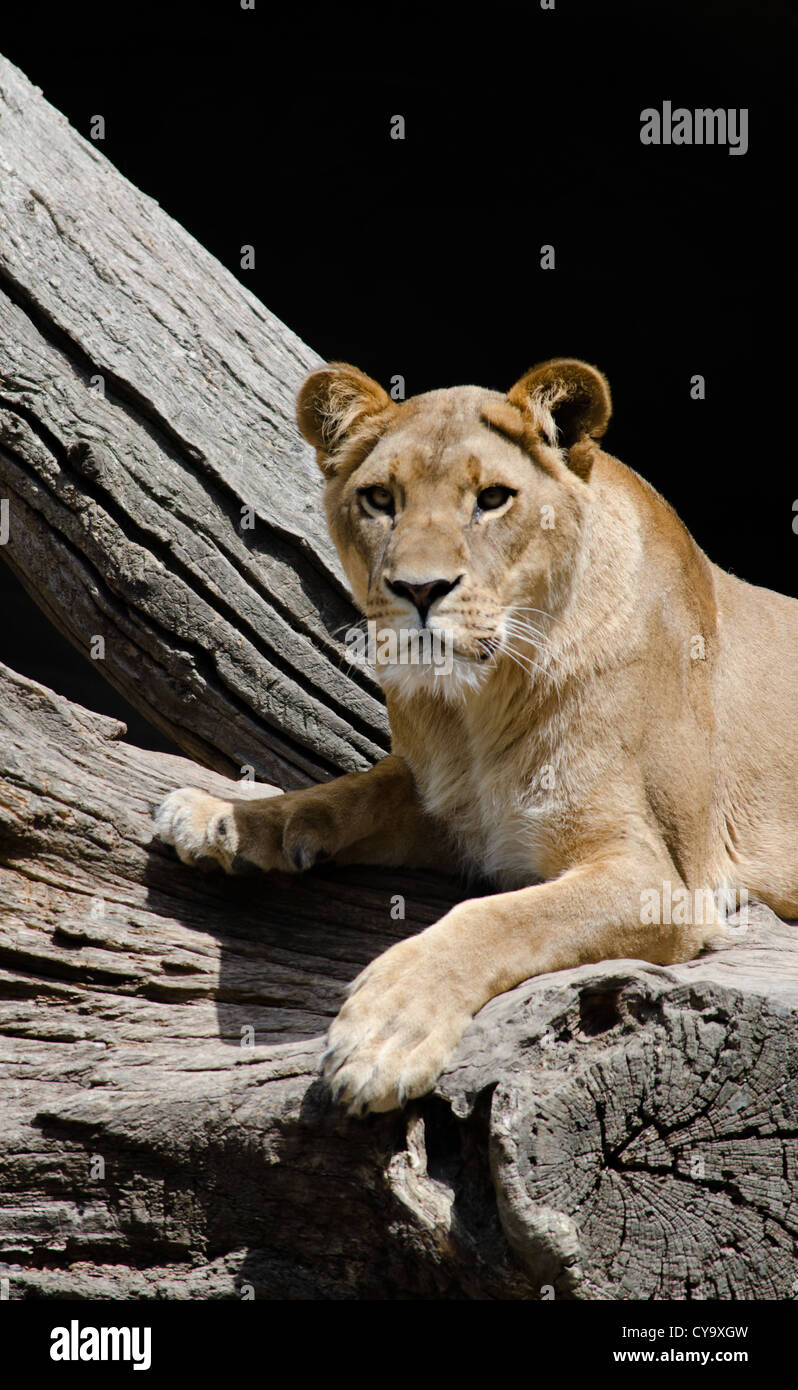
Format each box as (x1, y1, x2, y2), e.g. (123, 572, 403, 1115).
(7, 1296, 791, 1374)
(1, 0, 794, 749)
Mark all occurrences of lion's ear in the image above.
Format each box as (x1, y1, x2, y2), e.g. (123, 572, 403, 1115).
(506, 358, 612, 479)
(296, 362, 396, 475)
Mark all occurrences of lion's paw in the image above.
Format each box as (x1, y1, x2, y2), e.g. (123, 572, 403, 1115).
(320, 934, 471, 1114)
(154, 787, 238, 871)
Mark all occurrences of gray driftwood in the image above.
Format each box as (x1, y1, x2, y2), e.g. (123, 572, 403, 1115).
(0, 54, 387, 789)
(1, 55, 797, 1300)
(1, 662, 797, 1300)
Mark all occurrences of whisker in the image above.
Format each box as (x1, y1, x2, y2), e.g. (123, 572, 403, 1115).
(504, 631, 537, 648)
(501, 621, 562, 667)
(329, 616, 368, 639)
(502, 620, 551, 642)
(501, 638, 550, 676)
(503, 605, 564, 625)
(504, 646, 555, 682)
(500, 635, 564, 714)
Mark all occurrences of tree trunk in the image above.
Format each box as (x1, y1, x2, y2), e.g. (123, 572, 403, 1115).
(0, 54, 387, 789)
(1, 55, 797, 1301)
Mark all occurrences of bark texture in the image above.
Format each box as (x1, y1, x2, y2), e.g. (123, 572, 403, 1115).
(1, 663, 797, 1300)
(0, 54, 388, 789)
(1, 55, 797, 1301)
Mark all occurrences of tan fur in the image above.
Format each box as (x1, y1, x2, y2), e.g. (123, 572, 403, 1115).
(155, 358, 798, 1114)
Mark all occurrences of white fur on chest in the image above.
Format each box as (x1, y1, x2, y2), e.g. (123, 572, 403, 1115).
(412, 737, 553, 889)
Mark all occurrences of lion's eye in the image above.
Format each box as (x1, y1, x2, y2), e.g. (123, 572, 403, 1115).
(359, 485, 394, 515)
(477, 485, 515, 512)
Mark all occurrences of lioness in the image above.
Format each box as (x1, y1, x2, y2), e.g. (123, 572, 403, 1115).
(155, 358, 798, 1114)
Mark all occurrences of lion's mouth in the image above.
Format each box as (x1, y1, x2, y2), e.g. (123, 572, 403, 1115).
(357, 614, 503, 671)
(453, 647, 492, 664)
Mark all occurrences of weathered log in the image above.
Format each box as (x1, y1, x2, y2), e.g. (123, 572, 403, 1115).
(1, 54, 797, 1301)
(0, 53, 388, 789)
(1, 661, 797, 1299)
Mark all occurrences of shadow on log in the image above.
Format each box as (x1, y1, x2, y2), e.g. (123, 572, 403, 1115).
(1, 55, 797, 1300)
(2, 662, 798, 1299)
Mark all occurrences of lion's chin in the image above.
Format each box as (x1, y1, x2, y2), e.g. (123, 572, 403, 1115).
(376, 653, 491, 702)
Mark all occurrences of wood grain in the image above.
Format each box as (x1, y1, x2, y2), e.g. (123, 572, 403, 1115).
(0, 54, 388, 788)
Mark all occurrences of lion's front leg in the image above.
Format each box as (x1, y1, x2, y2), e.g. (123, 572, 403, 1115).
(322, 925, 475, 1113)
(154, 754, 453, 874)
(322, 844, 725, 1114)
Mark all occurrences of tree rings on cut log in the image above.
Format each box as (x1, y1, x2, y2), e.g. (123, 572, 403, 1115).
(490, 979, 798, 1299)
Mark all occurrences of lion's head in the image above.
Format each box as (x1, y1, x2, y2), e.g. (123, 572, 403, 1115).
(296, 358, 612, 699)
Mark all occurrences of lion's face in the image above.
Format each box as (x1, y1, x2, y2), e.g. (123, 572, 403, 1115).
(325, 392, 580, 698)
(296, 359, 612, 700)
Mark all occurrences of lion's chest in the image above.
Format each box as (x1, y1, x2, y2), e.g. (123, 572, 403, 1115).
(410, 737, 554, 889)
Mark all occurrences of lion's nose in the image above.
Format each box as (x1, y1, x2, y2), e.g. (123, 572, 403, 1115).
(385, 575, 462, 625)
